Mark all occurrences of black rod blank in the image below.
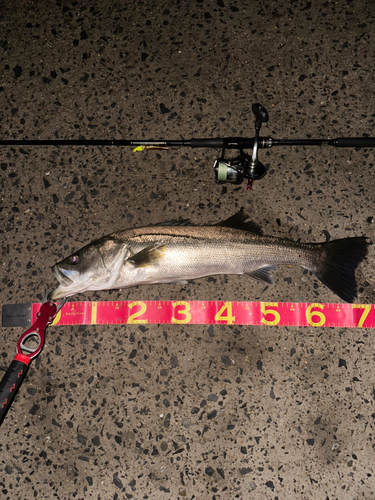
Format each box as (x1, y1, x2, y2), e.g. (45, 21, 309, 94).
(0, 136, 374, 148)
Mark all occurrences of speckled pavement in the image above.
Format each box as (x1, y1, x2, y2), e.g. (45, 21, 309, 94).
(1, 1, 375, 499)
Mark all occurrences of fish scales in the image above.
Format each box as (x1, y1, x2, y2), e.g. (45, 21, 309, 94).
(115, 228, 317, 279)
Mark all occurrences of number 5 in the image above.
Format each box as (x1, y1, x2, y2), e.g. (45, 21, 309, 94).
(260, 302, 280, 326)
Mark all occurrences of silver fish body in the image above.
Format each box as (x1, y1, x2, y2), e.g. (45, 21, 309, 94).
(50, 212, 368, 302)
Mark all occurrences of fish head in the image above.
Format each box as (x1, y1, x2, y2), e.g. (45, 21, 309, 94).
(50, 236, 128, 300)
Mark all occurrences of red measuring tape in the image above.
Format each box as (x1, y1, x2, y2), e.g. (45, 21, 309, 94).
(30, 300, 375, 328)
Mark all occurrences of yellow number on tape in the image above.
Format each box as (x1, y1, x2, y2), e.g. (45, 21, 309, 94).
(171, 301, 191, 324)
(260, 302, 280, 326)
(306, 303, 326, 327)
(127, 301, 148, 324)
(353, 304, 371, 328)
(214, 302, 235, 324)
(51, 309, 62, 326)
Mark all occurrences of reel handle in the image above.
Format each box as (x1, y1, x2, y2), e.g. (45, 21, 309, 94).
(252, 103, 269, 129)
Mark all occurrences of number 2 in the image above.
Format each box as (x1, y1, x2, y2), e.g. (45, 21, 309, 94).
(127, 301, 148, 324)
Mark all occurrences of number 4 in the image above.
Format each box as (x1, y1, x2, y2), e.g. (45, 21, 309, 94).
(214, 302, 235, 324)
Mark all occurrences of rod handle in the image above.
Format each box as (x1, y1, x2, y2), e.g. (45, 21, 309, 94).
(190, 138, 224, 148)
(335, 137, 375, 148)
(0, 354, 31, 426)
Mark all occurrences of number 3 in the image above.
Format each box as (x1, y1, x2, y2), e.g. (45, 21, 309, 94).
(172, 301, 192, 324)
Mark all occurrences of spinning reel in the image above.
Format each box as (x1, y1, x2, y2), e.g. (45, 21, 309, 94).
(213, 103, 268, 189)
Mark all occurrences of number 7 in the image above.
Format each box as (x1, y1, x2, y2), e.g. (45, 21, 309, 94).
(353, 304, 371, 328)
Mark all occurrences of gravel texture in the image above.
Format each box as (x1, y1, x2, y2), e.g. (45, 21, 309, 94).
(0, 1, 375, 499)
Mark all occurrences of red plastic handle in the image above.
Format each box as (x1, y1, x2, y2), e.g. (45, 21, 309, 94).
(0, 300, 61, 426)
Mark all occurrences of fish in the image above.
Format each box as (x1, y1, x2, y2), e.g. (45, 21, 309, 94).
(49, 211, 369, 303)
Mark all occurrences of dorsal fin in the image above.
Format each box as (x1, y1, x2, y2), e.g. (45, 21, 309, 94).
(215, 209, 263, 235)
(154, 218, 192, 227)
(153, 209, 262, 234)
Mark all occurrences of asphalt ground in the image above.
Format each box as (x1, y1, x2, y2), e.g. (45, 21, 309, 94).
(0, 1, 374, 499)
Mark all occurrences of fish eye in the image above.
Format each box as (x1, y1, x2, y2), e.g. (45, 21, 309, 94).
(70, 255, 79, 264)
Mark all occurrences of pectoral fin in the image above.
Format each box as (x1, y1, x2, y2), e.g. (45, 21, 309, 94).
(245, 266, 276, 285)
(128, 243, 167, 267)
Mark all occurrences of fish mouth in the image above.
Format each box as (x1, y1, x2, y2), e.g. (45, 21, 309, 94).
(52, 265, 73, 286)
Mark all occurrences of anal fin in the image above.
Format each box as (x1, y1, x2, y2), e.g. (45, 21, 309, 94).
(245, 266, 276, 285)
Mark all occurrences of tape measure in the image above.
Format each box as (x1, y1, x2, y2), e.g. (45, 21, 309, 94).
(21, 300, 375, 328)
(2, 301, 374, 328)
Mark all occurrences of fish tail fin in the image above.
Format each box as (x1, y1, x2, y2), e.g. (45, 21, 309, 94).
(314, 236, 369, 302)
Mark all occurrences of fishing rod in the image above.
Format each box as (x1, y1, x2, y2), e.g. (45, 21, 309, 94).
(1, 104, 374, 190)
